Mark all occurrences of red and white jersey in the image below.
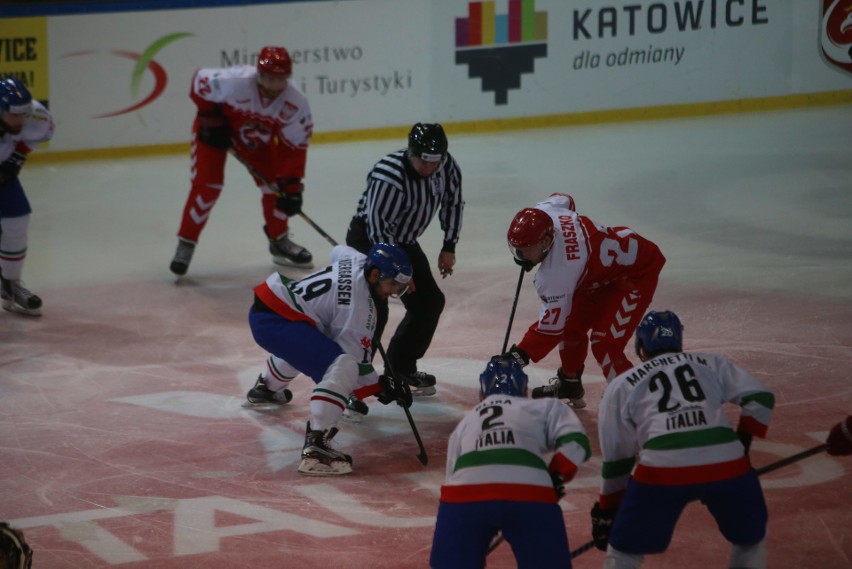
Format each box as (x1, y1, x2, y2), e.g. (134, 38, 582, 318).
(0, 100, 54, 162)
(253, 246, 379, 383)
(440, 394, 590, 504)
(191, 65, 313, 179)
(598, 351, 774, 509)
(520, 193, 664, 359)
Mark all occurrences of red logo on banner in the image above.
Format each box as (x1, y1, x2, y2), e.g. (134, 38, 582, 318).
(821, 0, 852, 75)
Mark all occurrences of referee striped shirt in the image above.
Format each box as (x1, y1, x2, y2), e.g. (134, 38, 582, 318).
(353, 149, 464, 252)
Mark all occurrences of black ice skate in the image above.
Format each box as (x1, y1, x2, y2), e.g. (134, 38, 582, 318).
(298, 421, 353, 476)
(170, 238, 196, 276)
(532, 367, 586, 409)
(245, 375, 292, 405)
(397, 371, 437, 396)
(342, 394, 369, 423)
(1, 277, 42, 317)
(269, 231, 313, 268)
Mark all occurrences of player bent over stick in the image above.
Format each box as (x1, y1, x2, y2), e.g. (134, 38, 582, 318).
(501, 193, 665, 408)
(170, 46, 314, 276)
(591, 310, 775, 569)
(247, 243, 414, 475)
(430, 357, 590, 568)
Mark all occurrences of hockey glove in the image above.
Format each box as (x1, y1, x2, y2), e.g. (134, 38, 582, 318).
(276, 178, 304, 216)
(737, 430, 753, 457)
(377, 374, 413, 409)
(196, 109, 230, 148)
(827, 416, 852, 456)
(591, 502, 616, 551)
(501, 344, 530, 367)
(513, 256, 535, 272)
(0, 152, 26, 184)
(0, 522, 33, 569)
(549, 471, 565, 500)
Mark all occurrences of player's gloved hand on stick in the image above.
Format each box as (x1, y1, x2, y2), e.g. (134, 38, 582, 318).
(549, 471, 565, 500)
(500, 344, 529, 368)
(276, 178, 304, 216)
(591, 502, 616, 551)
(737, 429, 753, 457)
(377, 374, 413, 409)
(827, 416, 852, 456)
(0, 152, 26, 184)
(196, 108, 230, 148)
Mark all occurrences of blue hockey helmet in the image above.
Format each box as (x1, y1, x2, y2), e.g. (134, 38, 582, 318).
(479, 356, 529, 399)
(408, 122, 448, 163)
(634, 310, 684, 359)
(0, 78, 33, 115)
(365, 243, 412, 296)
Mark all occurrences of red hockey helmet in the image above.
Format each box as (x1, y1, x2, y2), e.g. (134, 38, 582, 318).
(257, 46, 293, 77)
(507, 208, 554, 249)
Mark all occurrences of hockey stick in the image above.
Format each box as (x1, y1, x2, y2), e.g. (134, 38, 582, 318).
(486, 268, 527, 555)
(501, 267, 526, 353)
(568, 442, 831, 560)
(228, 149, 338, 247)
(376, 342, 429, 466)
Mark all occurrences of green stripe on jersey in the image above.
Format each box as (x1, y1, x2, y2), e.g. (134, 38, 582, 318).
(741, 392, 775, 410)
(453, 448, 547, 473)
(602, 456, 636, 479)
(644, 426, 738, 451)
(555, 432, 591, 461)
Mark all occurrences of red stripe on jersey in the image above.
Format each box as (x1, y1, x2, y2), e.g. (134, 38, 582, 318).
(633, 456, 750, 486)
(254, 282, 316, 326)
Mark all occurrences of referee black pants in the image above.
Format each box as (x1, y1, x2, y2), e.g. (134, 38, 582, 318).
(346, 217, 445, 376)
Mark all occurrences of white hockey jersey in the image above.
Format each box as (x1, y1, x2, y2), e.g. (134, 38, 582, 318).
(0, 100, 54, 162)
(517, 193, 665, 362)
(253, 246, 379, 383)
(191, 65, 312, 180)
(440, 394, 590, 504)
(598, 351, 774, 509)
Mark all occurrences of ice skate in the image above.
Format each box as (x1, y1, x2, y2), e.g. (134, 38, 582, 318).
(245, 374, 292, 406)
(398, 371, 437, 396)
(269, 231, 313, 268)
(342, 394, 369, 423)
(532, 368, 586, 409)
(297, 421, 352, 476)
(1, 277, 42, 317)
(170, 238, 196, 276)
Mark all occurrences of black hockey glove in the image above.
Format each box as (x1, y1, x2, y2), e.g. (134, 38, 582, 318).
(0, 522, 33, 569)
(549, 471, 565, 500)
(0, 151, 26, 184)
(196, 109, 230, 148)
(737, 430, 753, 458)
(276, 178, 304, 216)
(513, 256, 535, 272)
(591, 502, 617, 551)
(501, 344, 529, 367)
(377, 374, 413, 409)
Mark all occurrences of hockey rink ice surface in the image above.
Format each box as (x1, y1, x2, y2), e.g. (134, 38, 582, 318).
(2, 105, 851, 568)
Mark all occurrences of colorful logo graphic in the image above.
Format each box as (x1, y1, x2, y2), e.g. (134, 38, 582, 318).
(63, 33, 193, 118)
(820, 0, 852, 76)
(455, 0, 548, 105)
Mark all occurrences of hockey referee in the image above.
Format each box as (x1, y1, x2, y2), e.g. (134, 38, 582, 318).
(346, 122, 464, 403)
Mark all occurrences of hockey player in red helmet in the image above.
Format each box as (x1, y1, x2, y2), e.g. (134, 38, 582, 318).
(502, 193, 665, 407)
(170, 45, 314, 277)
(256, 46, 292, 98)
